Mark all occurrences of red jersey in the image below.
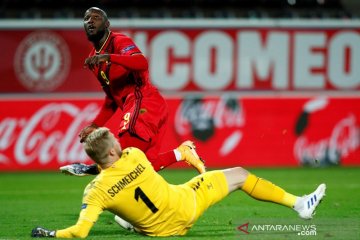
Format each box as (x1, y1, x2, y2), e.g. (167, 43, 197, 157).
(88, 32, 168, 144)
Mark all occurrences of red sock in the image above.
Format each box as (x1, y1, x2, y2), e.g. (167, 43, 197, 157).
(151, 150, 177, 172)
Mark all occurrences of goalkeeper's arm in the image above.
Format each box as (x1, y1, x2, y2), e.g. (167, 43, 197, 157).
(55, 220, 94, 238)
(31, 205, 101, 238)
(31, 221, 93, 238)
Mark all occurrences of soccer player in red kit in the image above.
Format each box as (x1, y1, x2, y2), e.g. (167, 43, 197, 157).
(60, 7, 205, 176)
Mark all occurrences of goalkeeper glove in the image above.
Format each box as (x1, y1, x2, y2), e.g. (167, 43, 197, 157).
(31, 227, 55, 238)
(59, 163, 100, 176)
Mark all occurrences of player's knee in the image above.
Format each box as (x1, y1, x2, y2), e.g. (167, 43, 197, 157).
(223, 167, 249, 192)
(232, 167, 249, 183)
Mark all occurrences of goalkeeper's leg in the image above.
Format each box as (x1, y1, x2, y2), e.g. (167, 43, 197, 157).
(222, 167, 326, 219)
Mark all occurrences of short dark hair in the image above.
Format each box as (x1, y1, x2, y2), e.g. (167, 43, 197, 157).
(85, 7, 108, 21)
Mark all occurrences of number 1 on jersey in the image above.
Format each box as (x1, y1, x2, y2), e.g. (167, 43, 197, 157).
(134, 187, 159, 213)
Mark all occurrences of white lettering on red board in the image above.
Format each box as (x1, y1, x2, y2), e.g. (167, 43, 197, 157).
(0, 103, 99, 165)
(294, 114, 360, 164)
(131, 29, 360, 91)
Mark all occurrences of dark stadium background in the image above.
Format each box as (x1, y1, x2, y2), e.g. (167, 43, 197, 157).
(0, 0, 359, 19)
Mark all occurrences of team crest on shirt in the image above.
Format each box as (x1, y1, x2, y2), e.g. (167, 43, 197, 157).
(14, 31, 71, 92)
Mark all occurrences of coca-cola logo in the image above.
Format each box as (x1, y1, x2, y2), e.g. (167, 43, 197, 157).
(14, 31, 71, 92)
(0, 103, 99, 166)
(175, 95, 245, 156)
(294, 114, 360, 166)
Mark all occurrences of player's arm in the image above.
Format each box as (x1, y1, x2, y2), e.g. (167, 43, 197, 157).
(84, 36, 147, 71)
(84, 53, 147, 71)
(63, 95, 117, 176)
(110, 35, 148, 71)
(92, 95, 118, 127)
(78, 95, 117, 144)
(31, 204, 102, 238)
(108, 53, 148, 71)
(55, 204, 101, 238)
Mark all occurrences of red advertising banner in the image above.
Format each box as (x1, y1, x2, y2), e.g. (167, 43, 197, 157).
(1, 20, 360, 93)
(1, 30, 97, 92)
(0, 96, 359, 171)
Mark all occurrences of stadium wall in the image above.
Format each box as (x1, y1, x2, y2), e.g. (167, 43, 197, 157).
(0, 19, 359, 170)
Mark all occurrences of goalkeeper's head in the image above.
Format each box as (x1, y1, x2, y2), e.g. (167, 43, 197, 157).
(83, 127, 122, 167)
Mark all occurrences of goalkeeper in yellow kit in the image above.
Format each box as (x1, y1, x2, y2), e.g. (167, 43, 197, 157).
(31, 127, 326, 238)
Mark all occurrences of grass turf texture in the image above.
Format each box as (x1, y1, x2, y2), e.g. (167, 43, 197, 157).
(0, 167, 359, 240)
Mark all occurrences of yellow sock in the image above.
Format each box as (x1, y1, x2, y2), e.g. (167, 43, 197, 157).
(241, 174, 297, 208)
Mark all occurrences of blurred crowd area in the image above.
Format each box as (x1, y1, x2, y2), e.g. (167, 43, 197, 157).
(0, 0, 359, 19)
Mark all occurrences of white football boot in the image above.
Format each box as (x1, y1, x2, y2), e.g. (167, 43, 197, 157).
(114, 215, 134, 232)
(294, 183, 326, 219)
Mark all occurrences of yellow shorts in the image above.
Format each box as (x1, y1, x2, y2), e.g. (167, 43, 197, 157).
(184, 170, 229, 223)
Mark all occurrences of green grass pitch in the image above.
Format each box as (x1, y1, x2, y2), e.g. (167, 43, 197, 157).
(0, 167, 359, 240)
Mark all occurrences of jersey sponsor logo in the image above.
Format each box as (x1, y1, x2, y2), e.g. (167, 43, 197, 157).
(81, 203, 88, 209)
(121, 45, 136, 54)
(108, 163, 146, 197)
(14, 31, 71, 92)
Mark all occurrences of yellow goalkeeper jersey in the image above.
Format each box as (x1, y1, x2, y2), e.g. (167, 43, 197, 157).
(56, 147, 200, 237)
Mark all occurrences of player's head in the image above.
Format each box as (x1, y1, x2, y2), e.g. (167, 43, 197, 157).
(83, 127, 122, 165)
(83, 7, 110, 42)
